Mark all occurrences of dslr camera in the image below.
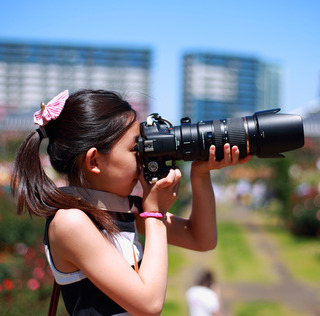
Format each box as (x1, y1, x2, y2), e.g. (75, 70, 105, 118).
(137, 108, 305, 182)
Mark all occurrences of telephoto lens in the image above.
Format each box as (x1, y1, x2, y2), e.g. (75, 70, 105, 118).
(138, 109, 305, 182)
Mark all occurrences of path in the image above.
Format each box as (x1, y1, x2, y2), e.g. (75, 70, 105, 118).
(218, 204, 320, 316)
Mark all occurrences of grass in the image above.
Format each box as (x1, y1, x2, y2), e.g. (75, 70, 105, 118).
(234, 301, 310, 316)
(167, 246, 187, 276)
(266, 222, 320, 286)
(213, 221, 274, 283)
(162, 299, 184, 316)
(163, 247, 190, 315)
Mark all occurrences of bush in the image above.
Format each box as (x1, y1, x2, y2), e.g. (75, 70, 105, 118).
(289, 192, 320, 237)
(0, 189, 55, 314)
(0, 192, 44, 248)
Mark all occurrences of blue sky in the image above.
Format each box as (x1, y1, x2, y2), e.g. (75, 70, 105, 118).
(1, 0, 319, 123)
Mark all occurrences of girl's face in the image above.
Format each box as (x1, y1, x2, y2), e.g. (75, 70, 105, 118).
(95, 120, 140, 196)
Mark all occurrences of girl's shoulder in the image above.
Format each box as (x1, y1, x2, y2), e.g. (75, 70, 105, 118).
(50, 208, 98, 241)
(54, 208, 92, 224)
(48, 208, 107, 274)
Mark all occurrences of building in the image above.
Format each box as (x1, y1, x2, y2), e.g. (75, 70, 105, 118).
(303, 110, 320, 138)
(0, 40, 152, 130)
(182, 52, 281, 122)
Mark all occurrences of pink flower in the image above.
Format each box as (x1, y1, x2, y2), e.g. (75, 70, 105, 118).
(27, 279, 40, 291)
(33, 267, 45, 280)
(35, 257, 46, 269)
(25, 247, 36, 260)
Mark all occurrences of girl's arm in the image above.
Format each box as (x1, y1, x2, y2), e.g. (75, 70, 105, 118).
(49, 169, 181, 316)
(165, 144, 251, 251)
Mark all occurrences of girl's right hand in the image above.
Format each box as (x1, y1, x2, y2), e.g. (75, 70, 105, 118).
(138, 168, 181, 213)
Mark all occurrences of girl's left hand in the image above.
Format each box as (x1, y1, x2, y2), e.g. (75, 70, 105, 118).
(139, 168, 182, 213)
(192, 143, 252, 176)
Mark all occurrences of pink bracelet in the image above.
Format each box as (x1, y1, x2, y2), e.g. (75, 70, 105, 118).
(139, 212, 167, 220)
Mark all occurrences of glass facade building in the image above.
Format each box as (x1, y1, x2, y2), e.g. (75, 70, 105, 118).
(182, 52, 281, 121)
(0, 41, 151, 119)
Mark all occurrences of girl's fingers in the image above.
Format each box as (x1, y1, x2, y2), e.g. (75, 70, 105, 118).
(224, 143, 231, 164)
(157, 168, 181, 189)
(207, 144, 241, 168)
(139, 168, 181, 191)
(210, 145, 216, 160)
(231, 146, 240, 164)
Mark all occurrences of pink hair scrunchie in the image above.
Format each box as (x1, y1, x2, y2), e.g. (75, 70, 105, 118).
(34, 90, 69, 126)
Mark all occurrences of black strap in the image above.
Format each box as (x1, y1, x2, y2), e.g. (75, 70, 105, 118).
(128, 195, 143, 213)
(48, 280, 60, 316)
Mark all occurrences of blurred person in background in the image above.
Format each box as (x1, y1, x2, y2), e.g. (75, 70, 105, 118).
(186, 269, 222, 316)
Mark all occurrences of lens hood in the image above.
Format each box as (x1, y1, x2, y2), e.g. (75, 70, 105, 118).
(248, 109, 305, 158)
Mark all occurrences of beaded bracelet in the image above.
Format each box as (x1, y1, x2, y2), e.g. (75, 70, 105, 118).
(139, 212, 167, 220)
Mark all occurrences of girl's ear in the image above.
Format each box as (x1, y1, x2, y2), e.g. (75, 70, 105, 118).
(84, 147, 100, 174)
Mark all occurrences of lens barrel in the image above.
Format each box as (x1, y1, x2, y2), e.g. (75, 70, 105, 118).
(170, 108, 304, 161)
(139, 109, 305, 181)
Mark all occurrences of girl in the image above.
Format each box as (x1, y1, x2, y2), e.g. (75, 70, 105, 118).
(11, 89, 250, 316)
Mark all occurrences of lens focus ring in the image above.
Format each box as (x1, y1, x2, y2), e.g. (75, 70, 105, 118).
(227, 117, 247, 158)
(213, 120, 224, 160)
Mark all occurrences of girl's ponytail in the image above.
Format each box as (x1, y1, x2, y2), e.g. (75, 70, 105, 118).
(11, 129, 56, 216)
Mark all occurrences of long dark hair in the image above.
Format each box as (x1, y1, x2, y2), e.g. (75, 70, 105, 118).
(11, 89, 137, 234)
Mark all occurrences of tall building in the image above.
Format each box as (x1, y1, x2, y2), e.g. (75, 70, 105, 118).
(182, 52, 281, 122)
(0, 40, 151, 125)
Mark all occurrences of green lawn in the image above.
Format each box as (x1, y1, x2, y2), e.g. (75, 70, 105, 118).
(234, 301, 310, 316)
(266, 223, 320, 286)
(213, 221, 275, 283)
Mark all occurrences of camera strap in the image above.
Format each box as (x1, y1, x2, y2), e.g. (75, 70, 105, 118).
(59, 186, 142, 214)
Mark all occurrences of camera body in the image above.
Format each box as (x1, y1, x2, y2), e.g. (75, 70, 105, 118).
(137, 109, 305, 182)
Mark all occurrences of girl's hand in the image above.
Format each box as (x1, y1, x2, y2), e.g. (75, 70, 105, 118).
(139, 168, 181, 213)
(192, 143, 252, 176)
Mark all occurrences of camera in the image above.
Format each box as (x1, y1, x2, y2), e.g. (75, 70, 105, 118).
(137, 108, 305, 182)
